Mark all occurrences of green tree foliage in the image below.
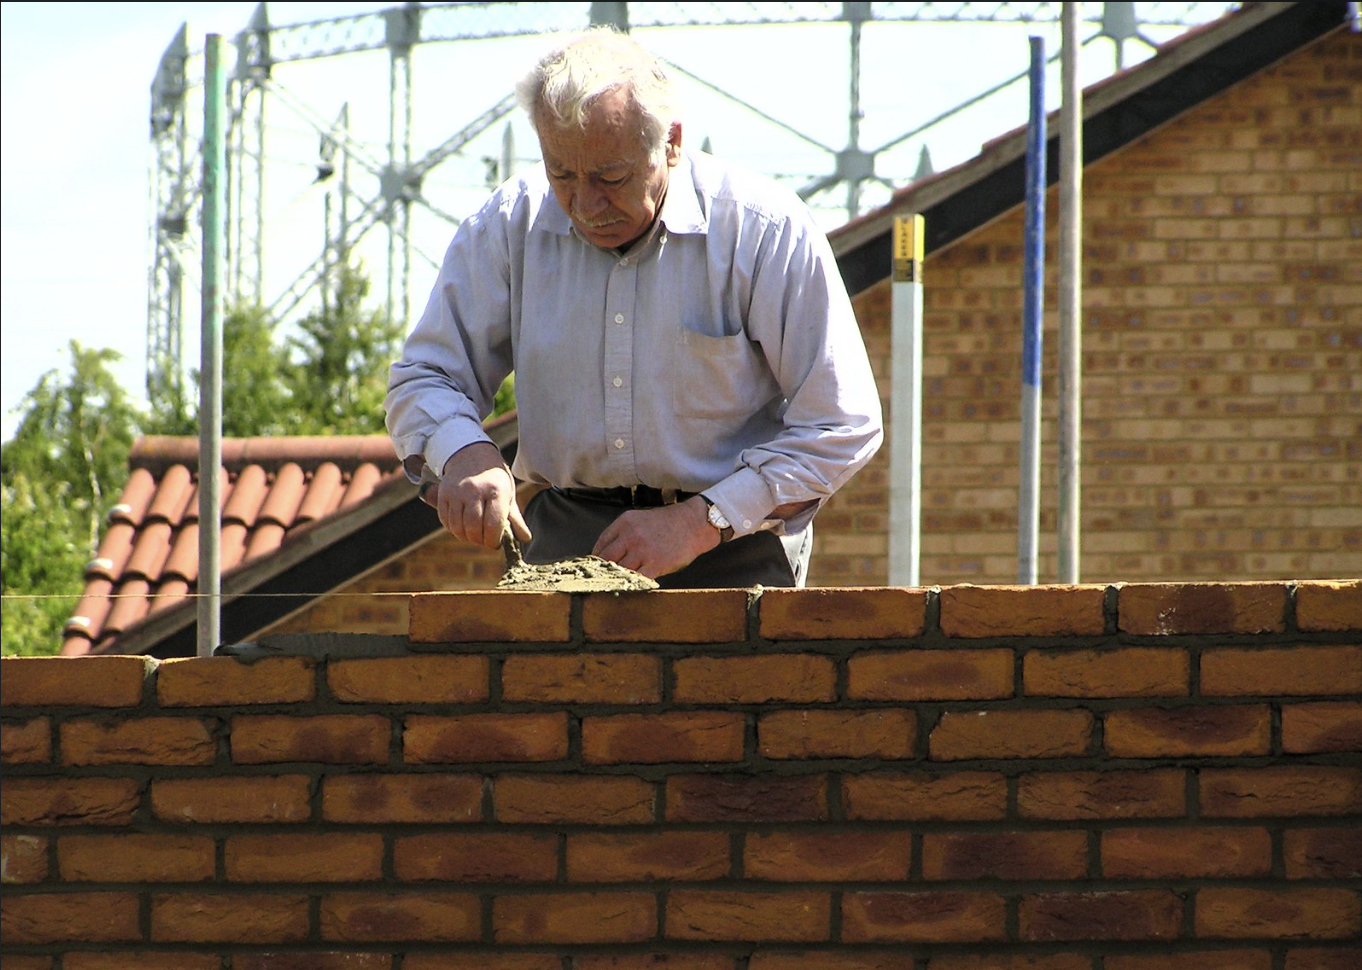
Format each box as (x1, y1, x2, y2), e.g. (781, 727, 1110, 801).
(1, 343, 140, 655)
(282, 264, 405, 434)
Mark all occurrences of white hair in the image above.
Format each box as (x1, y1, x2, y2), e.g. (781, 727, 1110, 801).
(515, 27, 679, 157)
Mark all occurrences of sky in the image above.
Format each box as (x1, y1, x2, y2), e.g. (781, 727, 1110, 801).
(0, 2, 1228, 443)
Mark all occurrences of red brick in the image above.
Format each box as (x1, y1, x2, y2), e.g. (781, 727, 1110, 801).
(842, 771, 1008, 821)
(1120, 582, 1286, 634)
(1024, 647, 1189, 697)
(406, 957, 561, 970)
(1201, 646, 1362, 696)
(1283, 702, 1362, 754)
(1285, 947, 1362, 970)
(0, 656, 148, 707)
(495, 774, 655, 824)
(65, 955, 222, 970)
(745, 831, 912, 882)
(151, 776, 312, 823)
(759, 587, 927, 640)
(583, 711, 744, 764)
(1200, 766, 1362, 817)
(60, 716, 216, 766)
(156, 655, 315, 706)
(1195, 887, 1361, 939)
(151, 891, 310, 943)
(494, 892, 655, 943)
(1104, 704, 1270, 757)
(666, 774, 827, 823)
(501, 653, 661, 704)
(0, 957, 53, 970)
(230, 714, 389, 764)
(566, 831, 730, 882)
(1107, 950, 1270, 970)
(1, 777, 140, 826)
(322, 773, 482, 824)
(225, 833, 384, 882)
(759, 709, 915, 760)
(1283, 826, 1362, 879)
(842, 891, 1006, 943)
(1020, 890, 1183, 941)
(929, 957, 1092, 970)
(666, 890, 830, 942)
(1017, 769, 1186, 820)
(59, 833, 215, 882)
(1296, 580, 1362, 632)
(408, 590, 571, 642)
(1, 717, 50, 764)
(0, 891, 140, 944)
(578, 957, 735, 970)
(930, 709, 1093, 760)
(232, 955, 394, 970)
(673, 655, 836, 704)
(328, 654, 489, 703)
(1103, 826, 1271, 878)
(848, 649, 1012, 701)
(940, 585, 1106, 637)
(406, 956, 562, 970)
(922, 831, 1088, 881)
(320, 891, 481, 942)
(584, 589, 749, 643)
(395, 832, 557, 881)
(405, 712, 568, 763)
(751, 954, 915, 970)
(0, 833, 48, 883)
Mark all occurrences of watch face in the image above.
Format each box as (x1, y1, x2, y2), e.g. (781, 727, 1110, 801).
(707, 504, 731, 530)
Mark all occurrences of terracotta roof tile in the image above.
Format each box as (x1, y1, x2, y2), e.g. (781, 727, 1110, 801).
(61, 434, 406, 656)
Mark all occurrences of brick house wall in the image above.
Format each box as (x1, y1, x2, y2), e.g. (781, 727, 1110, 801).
(829, 26, 1361, 586)
(3, 580, 1359, 966)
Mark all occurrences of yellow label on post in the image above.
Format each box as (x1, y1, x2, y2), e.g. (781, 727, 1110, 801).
(892, 214, 924, 283)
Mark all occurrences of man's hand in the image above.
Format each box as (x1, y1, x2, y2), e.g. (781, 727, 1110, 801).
(428, 442, 531, 551)
(592, 495, 720, 579)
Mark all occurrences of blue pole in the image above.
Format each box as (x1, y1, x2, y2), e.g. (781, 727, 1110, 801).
(1017, 35, 1046, 584)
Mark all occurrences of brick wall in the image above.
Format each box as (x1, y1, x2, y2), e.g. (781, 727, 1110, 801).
(4, 579, 1359, 967)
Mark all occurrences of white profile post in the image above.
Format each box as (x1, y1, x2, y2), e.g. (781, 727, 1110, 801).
(889, 214, 925, 587)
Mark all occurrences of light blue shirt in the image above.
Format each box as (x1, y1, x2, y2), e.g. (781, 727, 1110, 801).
(385, 150, 883, 538)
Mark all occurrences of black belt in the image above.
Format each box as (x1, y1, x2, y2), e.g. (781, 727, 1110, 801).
(554, 485, 698, 508)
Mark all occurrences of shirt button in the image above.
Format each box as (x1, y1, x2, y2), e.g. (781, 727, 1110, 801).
(742, 519, 753, 530)
(612, 377, 623, 388)
(619, 257, 629, 266)
(614, 313, 624, 324)
(614, 438, 625, 449)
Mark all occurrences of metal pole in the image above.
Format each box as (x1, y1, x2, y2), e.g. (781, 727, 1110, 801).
(1018, 36, 1047, 585)
(1057, 2, 1083, 582)
(889, 214, 925, 587)
(198, 33, 227, 657)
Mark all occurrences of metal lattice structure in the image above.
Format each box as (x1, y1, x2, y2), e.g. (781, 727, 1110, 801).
(147, 1, 1239, 410)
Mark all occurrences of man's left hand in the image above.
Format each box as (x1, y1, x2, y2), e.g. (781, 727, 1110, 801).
(592, 495, 720, 579)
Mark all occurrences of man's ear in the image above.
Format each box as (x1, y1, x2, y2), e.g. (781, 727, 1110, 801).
(666, 122, 682, 166)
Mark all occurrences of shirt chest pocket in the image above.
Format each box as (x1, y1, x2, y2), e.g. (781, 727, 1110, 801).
(671, 326, 779, 419)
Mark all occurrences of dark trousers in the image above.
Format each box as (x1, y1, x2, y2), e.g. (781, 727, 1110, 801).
(523, 488, 811, 589)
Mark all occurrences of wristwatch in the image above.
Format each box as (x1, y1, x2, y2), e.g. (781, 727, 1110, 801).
(700, 494, 734, 543)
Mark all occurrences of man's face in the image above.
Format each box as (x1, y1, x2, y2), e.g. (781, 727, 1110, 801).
(537, 87, 681, 250)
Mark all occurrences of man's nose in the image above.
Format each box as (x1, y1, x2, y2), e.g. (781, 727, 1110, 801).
(572, 181, 607, 215)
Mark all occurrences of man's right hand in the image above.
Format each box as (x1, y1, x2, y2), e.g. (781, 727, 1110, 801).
(425, 442, 532, 551)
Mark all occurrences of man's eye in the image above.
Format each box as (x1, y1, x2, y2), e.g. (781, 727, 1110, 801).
(599, 174, 628, 186)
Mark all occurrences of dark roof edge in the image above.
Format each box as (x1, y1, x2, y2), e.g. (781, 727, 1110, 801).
(96, 417, 521, 657)
(831, 1, 1350, 294)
